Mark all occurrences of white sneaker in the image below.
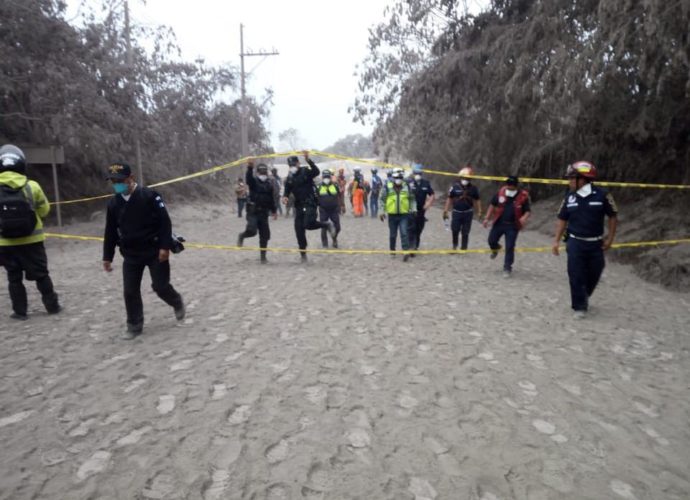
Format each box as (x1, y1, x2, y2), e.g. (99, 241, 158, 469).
(573, 310, 587, 320)
(502, 270, 511, 279)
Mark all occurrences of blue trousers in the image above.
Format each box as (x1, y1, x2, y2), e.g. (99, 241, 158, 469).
(566, 238, 605, 311)
(370, 192, 380, 218)
(451, 210, 473, 249)
(388, 214, 409, 252)
(488, 223, 519, 271)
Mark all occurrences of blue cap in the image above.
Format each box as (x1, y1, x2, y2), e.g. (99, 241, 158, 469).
(412, 163, 423, 174)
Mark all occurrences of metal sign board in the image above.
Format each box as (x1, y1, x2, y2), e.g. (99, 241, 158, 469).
(23, 146, 65, 165)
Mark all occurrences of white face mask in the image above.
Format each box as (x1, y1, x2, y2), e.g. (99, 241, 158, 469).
(323, 178, 332, 185)
(505, 189, 517, 197)
(289, 166, 298, 174)
(394, 179, 403, 186)
(257, 174, 267, 182)
(576, 183, 593, 197)
(414, 174, 422, 181)
(460, 180, 469, 186)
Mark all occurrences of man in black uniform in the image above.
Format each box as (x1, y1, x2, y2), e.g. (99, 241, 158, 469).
(282, 151, 335, 262)
(237, 160, 278, 263)
(552, 161, 618, 319)
(102, 162, 185, 339)
(409, 163, 435, 251)
(443, 166, 482, 251)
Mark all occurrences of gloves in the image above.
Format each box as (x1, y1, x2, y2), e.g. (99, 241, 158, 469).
(379, 214, 386, 221)
(442, 211, 448, 220)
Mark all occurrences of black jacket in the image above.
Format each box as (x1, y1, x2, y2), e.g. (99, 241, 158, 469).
(103, 186, 173, 261)
(246, 166, 277, 213)
(283, 159, 320, 207)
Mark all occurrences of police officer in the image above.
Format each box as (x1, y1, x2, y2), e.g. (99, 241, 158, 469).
(317, 169, 341, 248)
(270, 166, 283, 216)
(409, 163, 435, 251)
(369, 167, 383, 218)
(483, 176, 531, 277)
(0, 144, 61, 320)
(552, 161, 618, 319)
(282, 151, 335, 262)
(380, 168, 413, 262)
(443, 166, 482, 251)
(103, 162, 185, 339)
(237, 160, 278, 263)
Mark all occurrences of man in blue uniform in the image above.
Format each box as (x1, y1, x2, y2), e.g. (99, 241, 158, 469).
(553, 161, 618, 319)
(443, 166, 482, 251)
(369, 168, 383, 218)
(282, 151, 336, 262)
(483, 176, 531, 277)
(409, 164, 435, 252)
(237, 161, 278, 263)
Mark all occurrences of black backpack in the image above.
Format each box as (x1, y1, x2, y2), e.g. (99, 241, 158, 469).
(0, 183, 36, 238)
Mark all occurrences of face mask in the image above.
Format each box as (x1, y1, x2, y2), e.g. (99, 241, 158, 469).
(461, 180, 469, 186)
(394, 179, 403, 186)
(576, 183, 593, 197)
(323, 178, 332, 185)
(258, 174, 268, 182)
(289, 167, 298, 174)
(414, 174, 422, 181)
(505, 189, 517, 197)
(113, 182, 128, 195)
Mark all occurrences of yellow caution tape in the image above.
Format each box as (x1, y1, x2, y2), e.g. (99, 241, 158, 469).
(44, 232, 690, 255)
(50, 150, 690, 206)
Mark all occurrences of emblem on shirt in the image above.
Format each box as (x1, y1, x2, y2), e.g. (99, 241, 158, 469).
(568, 195, 576, 204)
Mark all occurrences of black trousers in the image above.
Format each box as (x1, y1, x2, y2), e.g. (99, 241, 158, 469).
(319, 205, 341, 247)
(414, 210, 427, 249)
(451, 210, 473, 249)
(407, 213, 418, 250)
(122, 251, 183, 327)
(1, 242, 59, 316)
(240, 208, 271, 257)
(294, 204, 329, 256)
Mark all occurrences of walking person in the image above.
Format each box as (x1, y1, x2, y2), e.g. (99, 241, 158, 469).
(409, 163, 435, 251)
(483, 176, 531, 278)
(379, 168, 413, 262)
(102, 162, 185, 339)
(317, 169, 341, 248)
(235, 178, 248, 217)
(0, 144, 61, 320)
(443, 166, 482, 251)
(237, 161, 278, 263)
(552, 161, 618, 319)
(336, 168, 347, 215)
(270, 166, 283, 216)
(282, 151, 336, 262)
(369, 168, 383, 218)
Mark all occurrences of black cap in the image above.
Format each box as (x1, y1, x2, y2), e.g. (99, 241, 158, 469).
(106, 162, 132, 180)
(506, 175, 519, 186)
(287, 156, 299, 167)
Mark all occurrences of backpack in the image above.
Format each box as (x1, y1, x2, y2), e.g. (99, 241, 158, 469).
(0, 183, 36, 238)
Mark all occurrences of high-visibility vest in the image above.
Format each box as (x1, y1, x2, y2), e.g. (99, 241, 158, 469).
(384, 181, 410, 215)
(319, 184, 338, 196)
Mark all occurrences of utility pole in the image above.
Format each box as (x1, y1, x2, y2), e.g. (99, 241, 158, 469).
(239, 23, 278, 159)
(124, 0, 144, 184)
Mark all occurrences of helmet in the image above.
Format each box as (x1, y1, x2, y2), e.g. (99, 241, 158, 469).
(0, 144, 27, 174)
(256, 163, 269, 174)
(391, 167, 404, 179)
(412, 163, 423, 174)
(459, 167, 474, 177)
(287, 156, 300, 167)
(353, 166, 362, 172)
(566, 161, 597, 179)
(371, 168, 377, 173)
(322, 168, 332, 177)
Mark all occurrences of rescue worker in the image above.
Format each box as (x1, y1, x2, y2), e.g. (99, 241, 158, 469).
(483, 176, 531, 277)
(552, 161, 618, 319)
(348, 166, 368, 217)
(404, 170, 418, 252)
(0, 144, 61, 320)
(282, 151, 336, 262)
(443, 166, 482, 251)
(336, 168, 347, 214)
(103, 162, 185, 339)
(235, 178, 248, 217)
(379, 168, 413, 262)
(409, 163, 435, 251)
(317, 169, 341, 248)
(369, 167, 383, 218)
(237, 160, 278, 263)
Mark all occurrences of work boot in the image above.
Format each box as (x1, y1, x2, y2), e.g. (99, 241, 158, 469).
(572, 310, 587, 320)
(260, 251, 268, 264)
(123, 322, 143, 340)
(502, 270, 512, 279)
(237, 233, 244, 248)
(403, 254, 411, 262)
(300, 254, 308, 263)
(10, 312, 28, 321)
(174, 300, 186, 321)
(490, 245, 502, 259)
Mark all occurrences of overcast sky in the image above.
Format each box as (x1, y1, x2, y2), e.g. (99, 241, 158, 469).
(66, 0, 397, 151)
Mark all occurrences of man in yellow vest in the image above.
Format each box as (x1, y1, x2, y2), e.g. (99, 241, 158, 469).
(379, 168, 413, 262)
(317, 169, 340, 248)
(0, 144, 61, 320)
